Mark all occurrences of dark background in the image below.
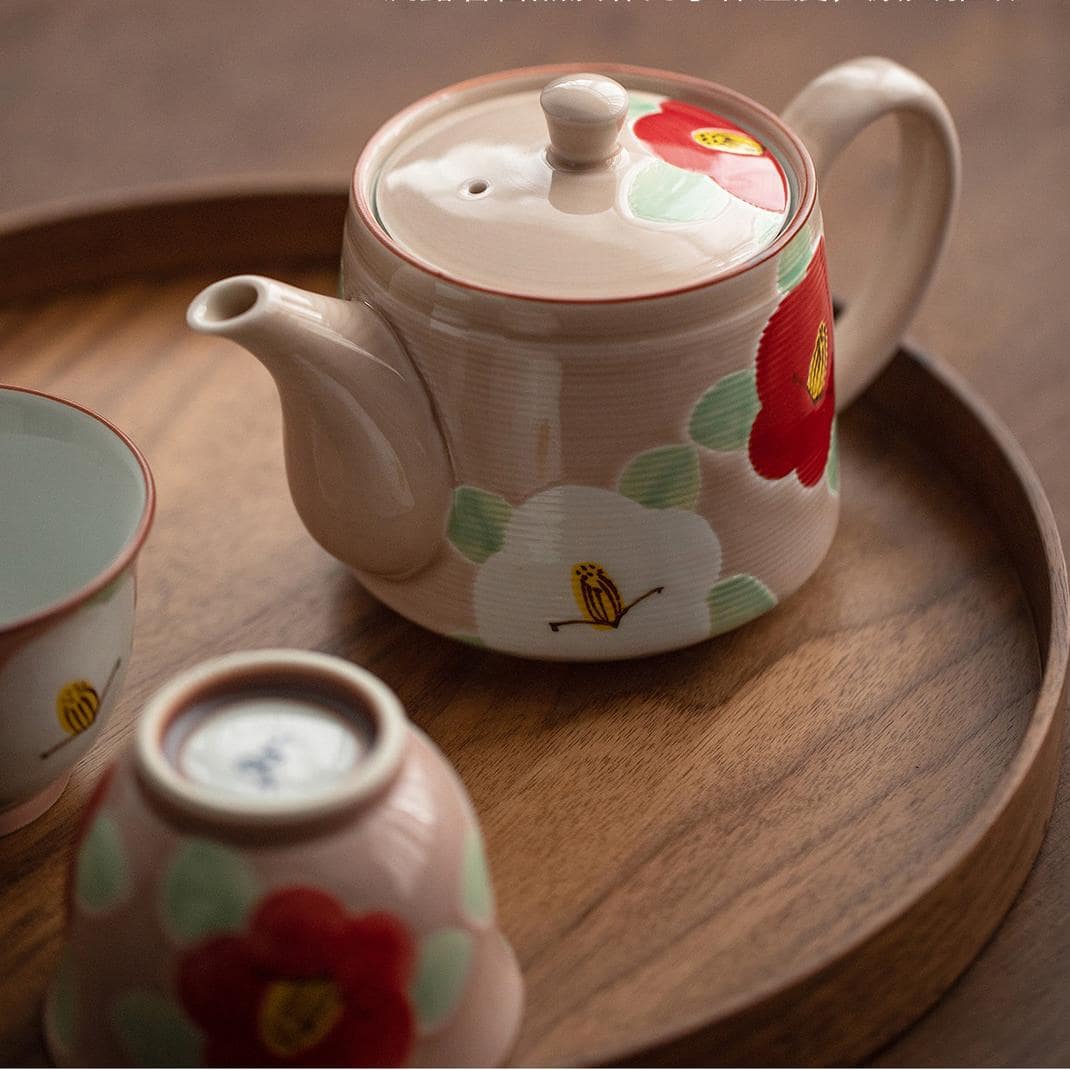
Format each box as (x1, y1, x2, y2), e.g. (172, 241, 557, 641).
(4, 1, 1062, 404)
(3, 1, 1068, 1064)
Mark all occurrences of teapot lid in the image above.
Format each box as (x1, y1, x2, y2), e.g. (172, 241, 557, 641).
(370, 69, 794, 301)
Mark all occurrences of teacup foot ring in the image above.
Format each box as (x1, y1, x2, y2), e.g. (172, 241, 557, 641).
(0, 773, 71, 836)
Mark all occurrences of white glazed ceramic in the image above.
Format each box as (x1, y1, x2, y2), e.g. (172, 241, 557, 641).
(188, 59, 959, 661)
(45, 650, 523, 1068)
(0, 385, 154, 833)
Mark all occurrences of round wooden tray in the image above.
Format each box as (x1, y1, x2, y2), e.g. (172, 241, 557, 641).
(0, 187, 1065, 1067)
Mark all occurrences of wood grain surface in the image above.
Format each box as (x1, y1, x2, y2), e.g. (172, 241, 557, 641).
(0, 205, 1064, 1065)
(2, 1, 1069, 1064)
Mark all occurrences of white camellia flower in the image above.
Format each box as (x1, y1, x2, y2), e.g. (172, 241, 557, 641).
(473, 485, 722, 660)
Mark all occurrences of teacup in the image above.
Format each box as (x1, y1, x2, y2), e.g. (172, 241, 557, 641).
(45, 649, 524, 1067)
(0, 385, 155, 833)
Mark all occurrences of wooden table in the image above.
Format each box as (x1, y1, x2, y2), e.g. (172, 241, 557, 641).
(2, 1, 1067, 1064)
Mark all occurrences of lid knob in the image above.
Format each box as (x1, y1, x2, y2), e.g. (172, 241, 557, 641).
(541, 73, 629, 170)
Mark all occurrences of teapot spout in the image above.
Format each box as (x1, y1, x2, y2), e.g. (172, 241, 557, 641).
(187, 275, 452, 578)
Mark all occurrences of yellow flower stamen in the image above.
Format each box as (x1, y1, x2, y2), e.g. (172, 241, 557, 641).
(258, 978, 344, 1057)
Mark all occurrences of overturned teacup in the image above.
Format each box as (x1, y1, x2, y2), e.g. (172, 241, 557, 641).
(45, 650, 523, 1067)
(0, 385, 154, 833)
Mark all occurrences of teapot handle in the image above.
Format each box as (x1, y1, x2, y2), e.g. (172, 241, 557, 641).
(782, 57, 960, 411)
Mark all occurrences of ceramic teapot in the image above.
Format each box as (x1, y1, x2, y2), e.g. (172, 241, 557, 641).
(188, 60, 958, 661)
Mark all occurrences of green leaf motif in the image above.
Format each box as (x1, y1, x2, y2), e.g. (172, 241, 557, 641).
(453, 634, 487, 649)
(462, 830, 494, 925)
(448, 487, 512, 564)
(75, 814, 128, 913)
(619, 445, 700, 510)
(111, 990, 202, 1067)
(162, 839, 258, 943)
(708, 574, 777, 637)
(689, 369, 760, 452)
(410, 929, 474, 1034)
(45, 949, 77, 1051)
(826, 420, 840, 494)
(778, 220, 819, 293)
(629, 160, 729, 224)
(627, 98, 659, 121)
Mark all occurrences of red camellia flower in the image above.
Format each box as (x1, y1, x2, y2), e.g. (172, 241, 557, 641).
(633, 100, 788, 213)
(748, 241, 836, 487)
(178, 888, 415, 1067)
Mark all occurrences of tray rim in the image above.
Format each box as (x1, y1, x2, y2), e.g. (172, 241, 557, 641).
(0, 185, 1065, 1066)
(0, 175, 347, 237)
(616, 349, 1069, 1065)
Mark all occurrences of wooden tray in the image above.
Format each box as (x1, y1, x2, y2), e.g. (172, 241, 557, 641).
(0, 187, 1065, 1068)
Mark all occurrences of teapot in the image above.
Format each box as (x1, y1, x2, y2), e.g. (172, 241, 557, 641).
(188, 60, 958, 661)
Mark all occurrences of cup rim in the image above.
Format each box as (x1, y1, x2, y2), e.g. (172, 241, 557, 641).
(352, 61, 817, 306)
(135, 650, 409, 829)
(0, 384, 156, 637)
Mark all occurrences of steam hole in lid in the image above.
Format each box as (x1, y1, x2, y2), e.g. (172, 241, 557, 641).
(467, 179, 489, 196)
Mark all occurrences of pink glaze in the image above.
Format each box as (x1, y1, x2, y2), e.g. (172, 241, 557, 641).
(46, 651, 523, 1068)
(187, 59, 959, 660)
